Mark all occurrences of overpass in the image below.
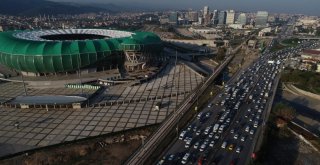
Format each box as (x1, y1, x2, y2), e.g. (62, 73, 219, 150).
(292, 35, 320, 40)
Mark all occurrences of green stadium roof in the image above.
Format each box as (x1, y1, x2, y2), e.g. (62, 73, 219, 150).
(0, 29, 162, 73)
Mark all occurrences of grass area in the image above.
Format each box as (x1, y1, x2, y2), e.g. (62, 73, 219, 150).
(281, 69, 320, 94)
(270, 40, 287, 52)
(281, 38, 303, 46)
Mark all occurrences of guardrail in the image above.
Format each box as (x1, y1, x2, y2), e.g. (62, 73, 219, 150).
(125, 55, 234, 165)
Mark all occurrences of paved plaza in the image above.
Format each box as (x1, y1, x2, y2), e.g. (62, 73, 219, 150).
(0, 63, 205, 157)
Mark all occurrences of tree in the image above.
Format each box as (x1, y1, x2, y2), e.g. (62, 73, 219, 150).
(273, 102, 296, 122)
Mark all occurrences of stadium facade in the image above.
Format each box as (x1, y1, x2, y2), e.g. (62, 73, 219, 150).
(0, 29, 163, 76)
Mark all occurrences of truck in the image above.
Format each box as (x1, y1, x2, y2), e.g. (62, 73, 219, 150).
(213, 124, 220, 133)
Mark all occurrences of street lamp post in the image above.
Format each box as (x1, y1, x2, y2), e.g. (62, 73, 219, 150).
(18, 60, 28, 96)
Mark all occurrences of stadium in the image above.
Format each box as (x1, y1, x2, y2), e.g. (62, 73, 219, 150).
(0, 29, 163, 77)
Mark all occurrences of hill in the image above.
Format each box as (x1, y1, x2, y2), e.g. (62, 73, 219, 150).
(0, 0, 113, 16)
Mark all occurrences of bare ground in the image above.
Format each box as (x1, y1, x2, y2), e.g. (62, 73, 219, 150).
(0, 125, 157, 165)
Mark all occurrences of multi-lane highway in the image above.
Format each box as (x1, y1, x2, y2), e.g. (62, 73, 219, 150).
(157, 39, 319, 165)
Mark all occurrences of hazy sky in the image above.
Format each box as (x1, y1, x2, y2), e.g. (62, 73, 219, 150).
(52, 0, 320, 15)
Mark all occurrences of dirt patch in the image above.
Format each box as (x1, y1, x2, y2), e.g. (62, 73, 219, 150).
(0, 125, 158, 165)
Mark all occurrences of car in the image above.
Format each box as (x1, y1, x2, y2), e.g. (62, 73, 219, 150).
(157, 158, 165, 165)
(168, 154, 175, 161)
(186, 138, 192, 145)
(199, 143, 207, 152)
(205, 112, 211, 118)
(193, 126, 198, 132)
(221, 141, 227, 148)
(230, 129, 235, 134)
(194, 142, 200, 149)
(245, 126, 250, 132)
(209, 141, 215, 147)
(241, 136, 246, 142)
(250, 129, 255, 135)
(196, 130, 201, 135)
(181, 153, 190, 164)
(209, 132, 214, 138)
(208, 103, 213, 107)
(234, 134, 239, 139)
(236, 146, 241, 153)
(184, 136, 191, 142)
(228, 144, 234, 151)
(214, 134, 220, 140)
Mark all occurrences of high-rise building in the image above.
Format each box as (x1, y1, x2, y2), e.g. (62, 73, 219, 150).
(218, 11, 226, 25)
(188, 11, 199, 22)
(203, 6, 209, 17)
(237, 13, 247, 25)
(226, 10, 235, 24)
(212, 10, 219, 25)
(169, 12, 178, 25)
(256, 11, 268, 27)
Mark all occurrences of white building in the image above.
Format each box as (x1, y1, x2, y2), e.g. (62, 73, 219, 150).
(226, 10, 235, 25)
(203, 6, 209, 17)
(237, 13, 247, 25)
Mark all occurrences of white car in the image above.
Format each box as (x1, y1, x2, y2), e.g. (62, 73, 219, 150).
(234, 134, 239, 139)
(194, 142, 200, 149)
(181, 153, 190, 164)
(250, 129, 255, 135)
(209, 141, 215, 147)
(241, 136, 246, 142)
(209, 132, 214, 138)
(221, 141, 227, 149)
(236, 147, 241, 153)
(199, 143, 207, 152)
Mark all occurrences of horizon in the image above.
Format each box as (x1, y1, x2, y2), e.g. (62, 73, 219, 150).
(51, 0, 320, 16)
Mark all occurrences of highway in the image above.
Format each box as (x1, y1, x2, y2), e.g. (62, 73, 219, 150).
(156, 39, 319, 165)
(125, 54, 234, 165)
(125, 36, 252, 165)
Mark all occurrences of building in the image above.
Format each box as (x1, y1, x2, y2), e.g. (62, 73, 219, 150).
(237, 13, 247, 25)
(218, 11, 226, 25)
(203, 6, 209, 18)
(169, 12, 178, 25)
(301, 50, 320, 62)
(226, 10, 235, 25)
(188, 11, 198, 22)
(256, 11, 268, 27)
(0, 29, 163, 76)
(212, 10, 219, 25)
